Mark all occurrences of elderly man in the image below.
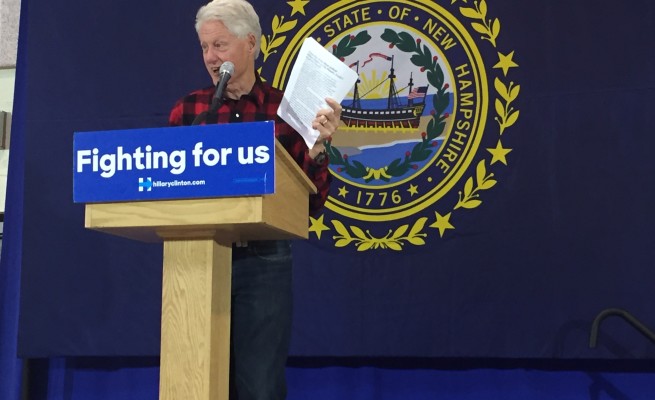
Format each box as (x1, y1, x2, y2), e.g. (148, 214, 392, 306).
(169, 0, 339, 398)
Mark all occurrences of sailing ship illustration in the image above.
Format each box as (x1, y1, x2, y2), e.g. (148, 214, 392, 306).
(341, 53, 429, 130)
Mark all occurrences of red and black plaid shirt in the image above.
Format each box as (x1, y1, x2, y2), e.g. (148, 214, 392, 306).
(169, 75, 331, 216)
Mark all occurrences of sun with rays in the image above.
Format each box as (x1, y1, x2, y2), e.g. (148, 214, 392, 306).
(347, 69, 390, 100)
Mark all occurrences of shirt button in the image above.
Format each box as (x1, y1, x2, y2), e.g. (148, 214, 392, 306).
(235, 113, 240, 118)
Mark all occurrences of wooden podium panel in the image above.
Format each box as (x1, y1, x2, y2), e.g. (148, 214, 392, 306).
(84, 140, 316, 400)
(159, 238, 231, 400)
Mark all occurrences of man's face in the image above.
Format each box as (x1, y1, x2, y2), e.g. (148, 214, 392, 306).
(198, 20, 255, 87)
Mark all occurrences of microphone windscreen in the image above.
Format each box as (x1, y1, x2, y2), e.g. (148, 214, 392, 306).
(220, 61, 235, 76)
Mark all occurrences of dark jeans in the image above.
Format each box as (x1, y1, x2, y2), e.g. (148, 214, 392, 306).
(229, 240, 293, 400)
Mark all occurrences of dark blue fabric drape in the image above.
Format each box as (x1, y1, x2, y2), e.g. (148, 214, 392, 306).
(14, 0, 655, 360)
(0, 0, 28, 397)
(26, 357, 655, 399)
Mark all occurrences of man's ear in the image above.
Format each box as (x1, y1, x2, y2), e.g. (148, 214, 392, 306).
(247, 33, 256, 53)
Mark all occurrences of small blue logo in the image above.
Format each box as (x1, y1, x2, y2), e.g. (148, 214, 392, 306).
(138, 177, 152, 192)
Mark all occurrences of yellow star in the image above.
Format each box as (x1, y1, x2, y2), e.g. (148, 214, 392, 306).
(487, 140, 512, 166)
(430, 212, 455, 238)
(338, 186, 349, 198)
(493, 51, 519, 76)
(287, 0, 310, 16)
(407, 184, 419, 196)
(309, 214, 331, 240)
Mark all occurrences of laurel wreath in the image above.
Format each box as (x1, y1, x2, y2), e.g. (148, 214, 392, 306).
(326, 29, 451, 182)
(458, 0, 500, 47)
(331, 31, 372, 61)
(494, 77, 520, 134)
(332, 217, 428, 251)
(444, 0, 519, 216)
(458, 0, 520, 136)
(261, 15, 298, 62)
(258, 14, 298, 78)
(454, 159, 497, 209)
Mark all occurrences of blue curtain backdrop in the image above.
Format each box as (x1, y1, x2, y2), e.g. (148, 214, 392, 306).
(2, 0, 655, 398)
(21, 357, 655, 399)
(14, 0, 655, 361)
(0, 0, 28, 397)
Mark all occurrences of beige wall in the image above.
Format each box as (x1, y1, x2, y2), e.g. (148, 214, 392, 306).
(0, 0, 18, 133)
(0, 0, 19, 215)
(0, 0, 20, 67)
(0, 67, 15, 112)
(0, 68, 14, 213)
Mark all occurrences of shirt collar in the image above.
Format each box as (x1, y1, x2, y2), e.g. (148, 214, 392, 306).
(246, 72, 267, 107)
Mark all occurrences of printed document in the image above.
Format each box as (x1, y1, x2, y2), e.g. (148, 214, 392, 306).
(277, 37, 358, 148)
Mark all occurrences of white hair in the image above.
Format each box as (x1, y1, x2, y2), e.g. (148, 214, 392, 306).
(195, 0, 262, 58)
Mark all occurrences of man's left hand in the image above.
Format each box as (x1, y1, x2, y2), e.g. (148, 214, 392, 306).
(309, 97, 342, 158)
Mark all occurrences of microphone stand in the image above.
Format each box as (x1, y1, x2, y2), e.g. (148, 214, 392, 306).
(192, 63, 233, 126)
(191, 96, 224, 126)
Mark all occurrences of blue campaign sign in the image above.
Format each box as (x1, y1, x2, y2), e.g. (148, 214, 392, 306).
(73, 121, 276, 203)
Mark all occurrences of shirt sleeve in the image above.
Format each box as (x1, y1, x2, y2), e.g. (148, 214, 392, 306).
(168, 99, 184, 127)
(168, 88, 214, 127)
(275, 121, 332, 216)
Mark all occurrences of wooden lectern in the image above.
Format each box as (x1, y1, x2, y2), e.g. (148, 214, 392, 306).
(84, 140, 316, 400)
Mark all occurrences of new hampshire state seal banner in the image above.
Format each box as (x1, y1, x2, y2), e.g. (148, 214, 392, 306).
(16, 0, 655, 359)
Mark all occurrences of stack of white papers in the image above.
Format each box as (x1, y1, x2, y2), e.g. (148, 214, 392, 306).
(277, 37, 358, 148)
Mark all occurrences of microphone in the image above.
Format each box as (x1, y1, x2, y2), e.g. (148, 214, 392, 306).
(209, 61, 234, 112)
(192, 61, 235, 125)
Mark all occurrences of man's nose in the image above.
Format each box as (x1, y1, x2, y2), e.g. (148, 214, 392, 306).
(205, 48, 221, 63)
